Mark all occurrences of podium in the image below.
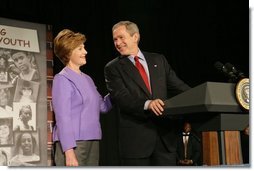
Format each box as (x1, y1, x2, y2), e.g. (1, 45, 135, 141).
(164, 82, 249, 166)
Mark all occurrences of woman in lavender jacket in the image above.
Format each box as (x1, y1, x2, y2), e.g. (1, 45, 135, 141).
(52, 29, 112, 166)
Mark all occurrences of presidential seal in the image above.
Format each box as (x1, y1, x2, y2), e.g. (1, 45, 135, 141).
(235, 78, 249, 110)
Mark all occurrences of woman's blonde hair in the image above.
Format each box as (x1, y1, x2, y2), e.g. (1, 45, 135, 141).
(54, 29, 86, 65)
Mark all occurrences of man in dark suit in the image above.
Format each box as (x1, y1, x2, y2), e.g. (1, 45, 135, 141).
(176, 122, 201, 166)
(240, 125, 249, 164)
(104, 21, 190, 166)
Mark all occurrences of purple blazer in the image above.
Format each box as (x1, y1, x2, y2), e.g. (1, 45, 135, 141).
(52, 67, 112, 152)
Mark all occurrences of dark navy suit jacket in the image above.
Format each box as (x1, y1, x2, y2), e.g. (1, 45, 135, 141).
(104, 51, 190, 158)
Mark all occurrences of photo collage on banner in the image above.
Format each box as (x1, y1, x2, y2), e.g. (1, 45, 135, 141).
(0, 17, 47, 166)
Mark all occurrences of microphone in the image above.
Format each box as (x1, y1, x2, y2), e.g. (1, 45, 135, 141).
(225, 63, 245, 80)
(214, 61, 238, 82)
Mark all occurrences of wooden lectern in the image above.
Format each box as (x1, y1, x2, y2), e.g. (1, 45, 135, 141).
(163, 82, 249, 166)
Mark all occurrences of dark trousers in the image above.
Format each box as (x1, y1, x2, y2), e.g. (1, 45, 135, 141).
(54, 140, 99, 166)
(121, 136, 176, 166)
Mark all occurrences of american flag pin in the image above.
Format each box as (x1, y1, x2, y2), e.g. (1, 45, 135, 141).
(154, 65, 157, 67)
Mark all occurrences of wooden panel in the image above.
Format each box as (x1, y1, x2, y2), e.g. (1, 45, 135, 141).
(202, 131, 220, 165)
(224, 131, 242, 165)
(46, 24, 55, 166)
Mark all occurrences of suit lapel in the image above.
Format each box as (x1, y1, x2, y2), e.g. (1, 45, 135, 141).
(144, 52, 159, 98)
(120, 56, 151, 97)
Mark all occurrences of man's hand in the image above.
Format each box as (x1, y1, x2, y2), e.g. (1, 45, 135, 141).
(184, 159, 193, 165)
(178, 159, 193, 166)
(148, 99, 164, 116)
